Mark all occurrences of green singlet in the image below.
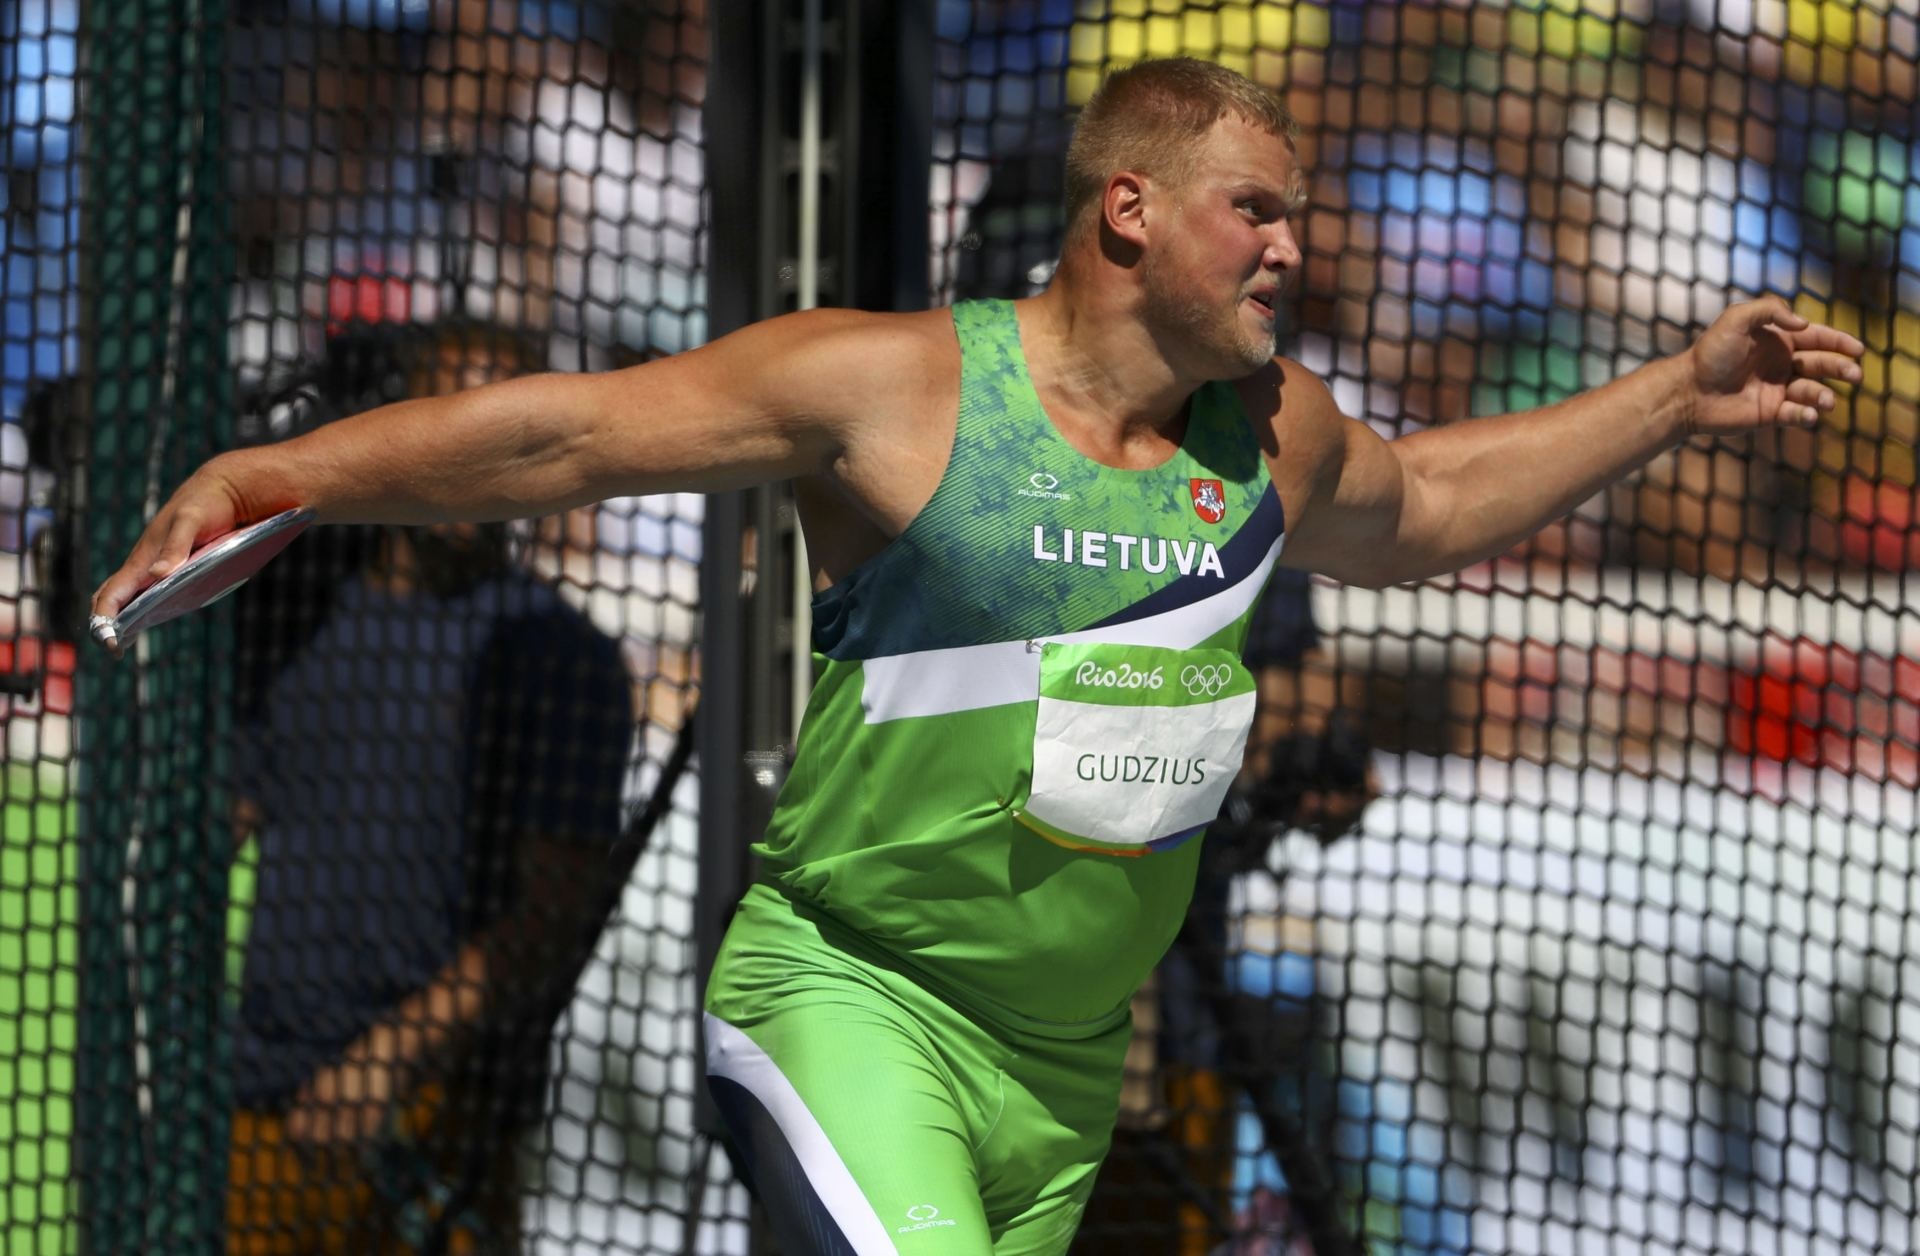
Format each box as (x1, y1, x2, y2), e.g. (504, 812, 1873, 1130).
(705, 300, 1287, 1254)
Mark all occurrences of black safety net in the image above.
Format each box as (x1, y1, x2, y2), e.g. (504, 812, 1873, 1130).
(7, 2, 1919, 1253)
(3, 0, 739, 1252)
(932, 3, 1920, 1254)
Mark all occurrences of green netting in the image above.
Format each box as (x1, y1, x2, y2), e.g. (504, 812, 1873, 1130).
(0, 764, 77, 1256)
(4, 0, 731, 1252)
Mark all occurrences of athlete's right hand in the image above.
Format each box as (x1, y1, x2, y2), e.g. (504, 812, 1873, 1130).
(89, 459, 255, 629)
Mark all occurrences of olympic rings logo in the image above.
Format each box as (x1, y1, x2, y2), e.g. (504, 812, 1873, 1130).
(1181, 664, 1230, 697)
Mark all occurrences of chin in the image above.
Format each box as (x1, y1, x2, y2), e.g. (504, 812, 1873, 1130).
(1217, 322, 1276, 376)
(1144, 280, 1274, 376)
(1233, 334, 1276, 374)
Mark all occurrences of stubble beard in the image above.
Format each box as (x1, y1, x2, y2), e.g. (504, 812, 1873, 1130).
(1142, 252, 1276, 378)
(1229, 305, 1278, 374)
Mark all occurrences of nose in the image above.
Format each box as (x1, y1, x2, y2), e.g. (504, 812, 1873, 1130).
(1264, 218, 1302, 271)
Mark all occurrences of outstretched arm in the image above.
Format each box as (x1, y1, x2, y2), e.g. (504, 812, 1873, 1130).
(1277, 297, 1866, 588)
(91, 307, 923, 620)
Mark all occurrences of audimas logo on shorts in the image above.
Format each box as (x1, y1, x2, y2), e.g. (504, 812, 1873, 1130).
(898, 1203, 958, 1235)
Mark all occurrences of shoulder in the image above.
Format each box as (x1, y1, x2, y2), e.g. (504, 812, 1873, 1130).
(1229, 356, 1347, 433)
(1229, 356, 1353, 500)
(625, 306, 959, 454)
(684, 306, 956, 390)
(775, 307, 959, 417)
(762, 308, 966, 533)
(783, 304, 957, 349)
(593, 305, 955, 408)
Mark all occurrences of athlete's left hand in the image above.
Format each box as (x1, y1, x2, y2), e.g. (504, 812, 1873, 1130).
(1686, 296, 1866, 435)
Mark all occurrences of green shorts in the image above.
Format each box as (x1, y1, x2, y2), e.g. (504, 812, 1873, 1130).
(704, 885, 1132, 1255)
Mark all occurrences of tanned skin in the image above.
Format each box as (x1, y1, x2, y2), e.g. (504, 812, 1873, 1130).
(96, 117, 1864, 631)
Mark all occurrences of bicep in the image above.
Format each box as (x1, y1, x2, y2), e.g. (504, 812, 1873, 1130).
(558, 308, 931, 501)
(1274, 392, 1414, 589)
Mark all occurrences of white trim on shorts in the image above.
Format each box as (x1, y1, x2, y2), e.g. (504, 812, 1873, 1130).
(703, 1011, 899, 1255)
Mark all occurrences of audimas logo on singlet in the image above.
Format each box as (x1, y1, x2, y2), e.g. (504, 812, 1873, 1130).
(898, 1204, 958, 1235)
(1018, 471, 1072, 502)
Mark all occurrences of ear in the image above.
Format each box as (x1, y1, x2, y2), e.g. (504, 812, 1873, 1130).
(1101, 171, 1151, 249)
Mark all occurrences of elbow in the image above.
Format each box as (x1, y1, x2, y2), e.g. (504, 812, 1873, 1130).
(1331, 559, 1426, 591)
(1307, 538, 1455, 590)
(1297, 535, 1428, 590)
(1339, 566, 1413, 591)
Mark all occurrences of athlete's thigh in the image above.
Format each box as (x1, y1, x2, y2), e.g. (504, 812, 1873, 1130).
(979, 1021, 1130, 1256)
(984, 1132, 1107, 1256)
(706, 1000, 995, 1255)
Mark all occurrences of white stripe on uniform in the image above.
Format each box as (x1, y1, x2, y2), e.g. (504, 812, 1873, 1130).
(703, 1012, 899, 1255)
(858, 534, 1284, 724)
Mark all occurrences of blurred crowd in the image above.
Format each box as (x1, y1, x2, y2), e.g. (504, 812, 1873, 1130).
(0, 3, 719, 1250)
(0, 2, 1915, 1252)
(923, 4, 1920, 1251)
(933, 0, 1919, 781)
(936, 0, 1916, 575)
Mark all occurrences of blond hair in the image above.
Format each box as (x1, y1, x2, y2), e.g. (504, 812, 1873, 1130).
(1063, 57, 1297, 240)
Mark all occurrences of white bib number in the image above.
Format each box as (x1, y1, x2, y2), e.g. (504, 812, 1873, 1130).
(1015, 642, 1254, 855)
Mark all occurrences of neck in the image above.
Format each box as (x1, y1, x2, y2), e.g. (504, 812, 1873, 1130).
(1022, 263, 1206, 452)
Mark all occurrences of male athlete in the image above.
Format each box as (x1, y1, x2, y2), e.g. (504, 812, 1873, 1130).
(96, 58, 1862, 1255)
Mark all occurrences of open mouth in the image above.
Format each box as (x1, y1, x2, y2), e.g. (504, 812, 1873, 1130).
(1247, 291, 1276, 317)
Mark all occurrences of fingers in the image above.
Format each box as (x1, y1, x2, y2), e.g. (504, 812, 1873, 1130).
(1786, 324, 1868, 358)
(150, 510, 205, 580)
(1743, 297, 1865, 358)
(90, 546, 158, 622)
(88, 510, 203, 623)
(89, 472, 242, 628)
(1780, 377, 1834, 426)
(1742, 295, 1807, 332)
(1785, 377, 1834, 407)
(1794, 349, 1865, 383)
(1728, 298, 1867, 361)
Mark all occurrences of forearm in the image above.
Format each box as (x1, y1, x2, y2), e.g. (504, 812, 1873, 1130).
(1384, 354, 1692, 583)
(212, 375, 604, 528)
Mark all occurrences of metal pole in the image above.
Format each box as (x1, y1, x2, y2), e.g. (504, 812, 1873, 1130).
(694, 0, 764, 1036)
(848, 0, 933, 313)
(790, 0, 823, 740)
